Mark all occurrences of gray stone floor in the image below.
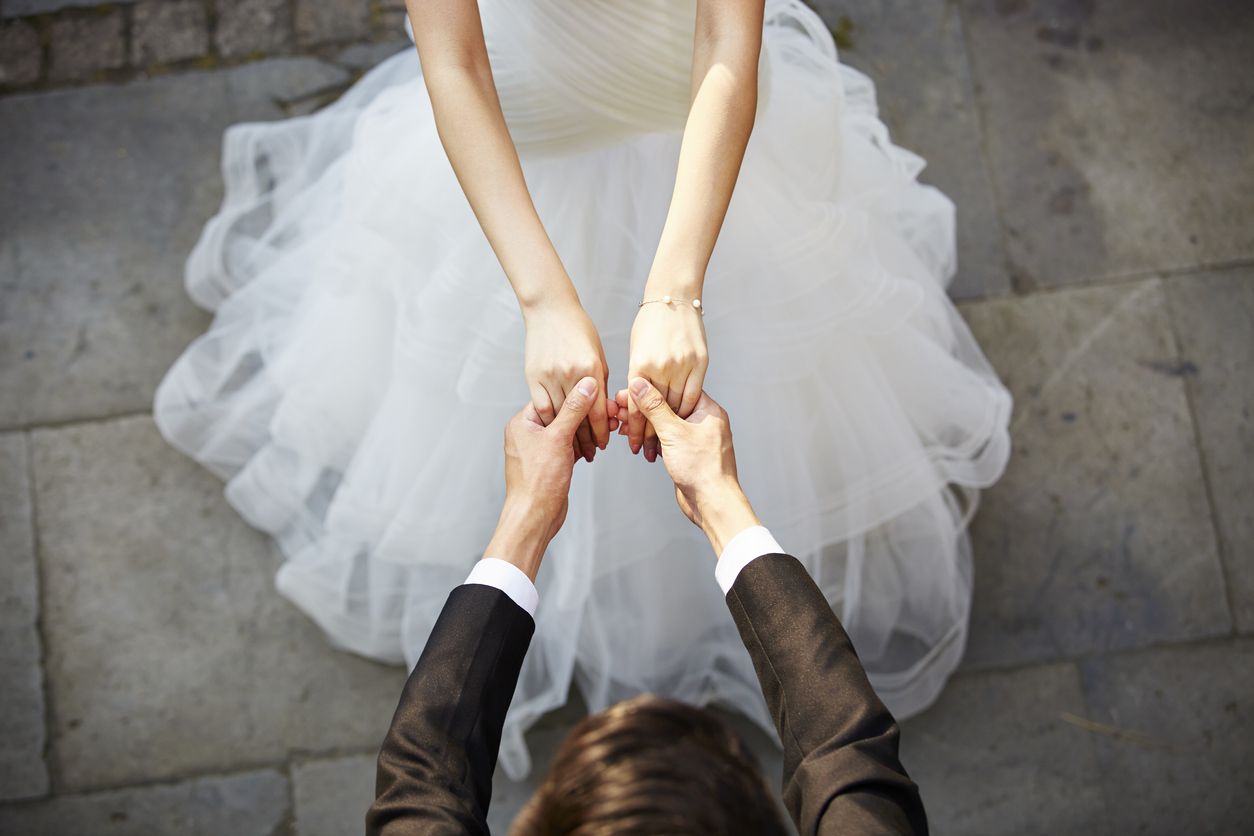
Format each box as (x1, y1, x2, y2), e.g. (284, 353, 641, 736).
(2, 1, 1252, 834)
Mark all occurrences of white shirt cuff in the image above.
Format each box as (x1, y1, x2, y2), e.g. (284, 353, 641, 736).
(714, 525, 784, 595)
(463, 558, 539, 618)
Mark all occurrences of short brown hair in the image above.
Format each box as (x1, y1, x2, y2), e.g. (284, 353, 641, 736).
(512, 695, 788, 835)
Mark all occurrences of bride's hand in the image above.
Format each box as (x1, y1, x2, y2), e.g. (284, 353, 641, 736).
(626, 300, 708, 462)
(524, 300, 610, 462)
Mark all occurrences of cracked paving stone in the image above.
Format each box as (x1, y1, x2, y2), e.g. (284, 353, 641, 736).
(1165, 267, 1254, 633)
(960, 279, 1229, 668)
(0, 433, 48, 801)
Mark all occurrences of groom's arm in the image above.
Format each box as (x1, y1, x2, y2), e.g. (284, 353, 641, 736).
(366, 561, 537, 836)
(718, 530, 928, 836)
(618, 379, 928, 834)
(368, 380, 605, 835)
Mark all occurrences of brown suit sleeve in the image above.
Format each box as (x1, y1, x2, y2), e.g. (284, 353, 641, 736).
(366, 584, 534, 836)
(725, 553, 928, 835)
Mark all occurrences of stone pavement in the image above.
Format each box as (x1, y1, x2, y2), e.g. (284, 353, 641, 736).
(1, 1, 1251, 833)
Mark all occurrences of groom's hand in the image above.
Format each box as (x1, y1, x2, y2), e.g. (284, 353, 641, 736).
(486, 377, 616, 580)
(619, 378, 760, 555)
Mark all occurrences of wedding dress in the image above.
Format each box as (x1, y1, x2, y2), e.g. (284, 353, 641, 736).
(154, 0, 1012, 778)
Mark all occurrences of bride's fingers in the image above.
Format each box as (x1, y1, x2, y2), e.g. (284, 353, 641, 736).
(616, 389, 630, 435)
(588, 382, 609, 451)
(574, 414, 595, 462)
(678, 372, 702, 420)
(603, 392, 621, 434)
(665, 379, 683, 412)
(532, 384, 557, 426)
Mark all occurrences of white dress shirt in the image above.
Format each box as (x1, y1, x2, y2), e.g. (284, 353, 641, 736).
(463, 525, 783, 615)
(463, 558, 540, 617)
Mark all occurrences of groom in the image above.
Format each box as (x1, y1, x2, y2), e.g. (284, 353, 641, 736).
(366, 377, 928, 835)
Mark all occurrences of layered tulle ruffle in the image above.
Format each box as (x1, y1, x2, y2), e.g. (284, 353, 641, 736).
(155, 0, 1011, 778)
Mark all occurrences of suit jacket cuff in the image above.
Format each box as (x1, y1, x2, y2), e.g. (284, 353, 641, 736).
(715, 525, 784, 595)
(464, 558, 539, 617)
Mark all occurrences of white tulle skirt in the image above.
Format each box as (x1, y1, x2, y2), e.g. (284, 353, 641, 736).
(155, 0, 1011, 777)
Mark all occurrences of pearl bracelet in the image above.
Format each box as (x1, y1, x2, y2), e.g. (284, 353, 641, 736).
(639, 295, 703, 316)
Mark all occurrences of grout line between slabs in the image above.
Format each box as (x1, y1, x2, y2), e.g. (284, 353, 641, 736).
(955, 256, 1254, 310)
(952, 630, 1248, 684)
(952, 0, 1017, 297)
(24, 426, 54, 800)
(5, 407, 154, 435)
(1159, 277, 1240, 636)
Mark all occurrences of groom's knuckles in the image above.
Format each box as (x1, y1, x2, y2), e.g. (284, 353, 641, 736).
(638, 388, 670, 416)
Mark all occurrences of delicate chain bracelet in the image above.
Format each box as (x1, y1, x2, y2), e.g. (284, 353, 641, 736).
(639, 295, 704, 316)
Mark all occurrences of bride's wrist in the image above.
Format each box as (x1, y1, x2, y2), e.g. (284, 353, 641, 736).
(520, 286, 583, 323)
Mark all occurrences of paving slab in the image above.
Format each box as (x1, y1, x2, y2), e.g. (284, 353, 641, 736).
(900, 663, 1106, 834)
(0, 432, 48, 801)
(3, 0, 132, 17)
(47, 9, 126, 81)
(1165, 268, 1254, 632)
(961, 279, 1229, 668)
(0, 19, 40, 87)
(215, 0, 292, 59)
(0, 58, 349, 431)
(130, 0, 209, 66)
(810, 0, 1010, 299)
(295, 0, 369, 47)
(30, 415, 406, 791)
(292, 753, 376, 836)
(1079, 639, 1254, 834)
(0, 768, 288, 835)
(961, 0, 1254, 290)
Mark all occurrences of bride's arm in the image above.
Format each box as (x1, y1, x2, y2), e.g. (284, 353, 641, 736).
(627, 0, 764, 460)
(406, 0, 610, 460)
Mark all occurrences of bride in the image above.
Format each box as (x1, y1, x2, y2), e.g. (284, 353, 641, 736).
(155, 0, 1011, 777)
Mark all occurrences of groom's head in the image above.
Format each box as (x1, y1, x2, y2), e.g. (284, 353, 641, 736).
(513, 695, 788, 835)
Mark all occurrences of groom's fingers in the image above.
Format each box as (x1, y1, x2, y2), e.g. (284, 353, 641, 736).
(551, 376, 600, 441)
(643, 381, 670, 463)
(614, 390, 631, 435)
(588, 380, 609, 451)
(628, 377, 682, 434)
(520, 401, 545, 429)
(626, 374, 647, 455)
(531, 384, 557, 427)
(570, 390, 596, 462)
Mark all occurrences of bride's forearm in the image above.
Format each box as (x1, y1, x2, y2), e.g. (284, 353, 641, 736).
(409, 1, 579, 316)
(645, 1, 764, 298)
